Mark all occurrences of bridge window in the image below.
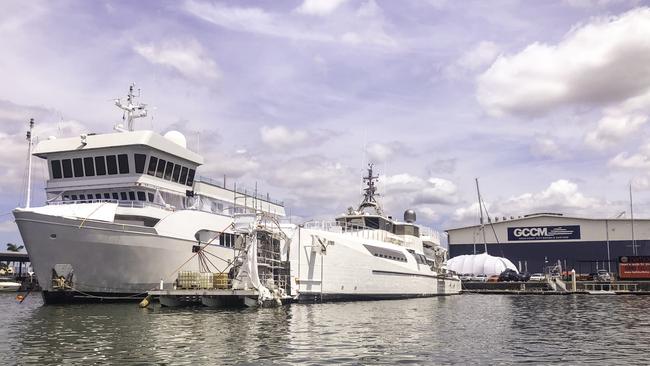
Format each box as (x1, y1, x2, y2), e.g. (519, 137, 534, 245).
(106, 155, 118, 175)
(155, 158, 166, 178)
(61, 159, 73, 178)
(164, 161, 174, 180)
(186, 169, 195, 186)
(103, 193, 110, 199)
(95, 156, 106, 176)
(112, 192, 119, 200)
(134, 154, 146, 174)
(120, 192, 127, 201)
(118, 154, 129, 174)
(83, 157, 95, 176)
(73, 158, 84, 177)
(172, 164, 181, 182)
(95, 193, 102, 200)
(147, 192, 154, 202)
(137, 191, 146, 201)
(128, 192, 136, 201)
(51, 160, 62, 179)
(147, 156, 158, 176)
(71, 195, 78, 200)
(79, 194, 86, 200)
(179, 167, 188, 185)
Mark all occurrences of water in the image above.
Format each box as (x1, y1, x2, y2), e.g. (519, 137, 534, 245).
(1, 293, 649, 365)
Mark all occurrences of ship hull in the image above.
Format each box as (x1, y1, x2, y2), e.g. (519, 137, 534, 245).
(13, 210, 236, 304)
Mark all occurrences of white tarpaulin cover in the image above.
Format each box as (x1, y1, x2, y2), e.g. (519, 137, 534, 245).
(447, 253, 518, 275)
(24, 202, 118, 222)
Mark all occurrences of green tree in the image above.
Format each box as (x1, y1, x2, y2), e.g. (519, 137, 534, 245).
(6, 243, 24, 252)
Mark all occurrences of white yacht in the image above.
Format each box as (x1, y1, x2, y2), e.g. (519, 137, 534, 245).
(13, 85, 285, 303)
(286, 164, 460, 301)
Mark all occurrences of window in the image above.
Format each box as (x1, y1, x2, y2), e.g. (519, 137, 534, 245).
(134, 154, 146, 174)
(95, 193, 102, 200)
(79, 194, 86, 200)
(95, 156, 106, 176)
(128, 191, 136, 201)
(155, 159, 166, 178)
(103, 193, 111, 199)
(147, 156, 158, 176)
(71, 195, 78, 200)
(147, 192, 154, 202)
(73, 158, 84, 177)
(120, 192, 127, 201)
(83, 157, 95, 177)
(106, 155, 118, 175)
(137, 191, 146, 201)
(179, 167, 188, 185)
(164, 161, 174, 180)
(186, 168, 195, 186)
(63, 195, 70, 200)
(112, 192, 119, 200)
(172, 164, 181, 182)
(62, 159, 73, 178)
(51, 160, 62, 179)
(118, 154, 129, 174)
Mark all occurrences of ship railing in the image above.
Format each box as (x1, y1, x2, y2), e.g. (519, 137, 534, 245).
(196, 176, 285, 206)
(418, 226, 442, 243)
(302, 220, 388, 241)
(47, 199, 173, 211)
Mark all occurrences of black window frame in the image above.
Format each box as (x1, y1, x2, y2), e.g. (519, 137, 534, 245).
(137, 191, 146, 201)
(72, 158, 84, 178)
(112, 192, 119, 200)
(179, 166, 188, 185)
(186, 168, 195, 186)
(147, 156, 158, 176)
(106, 155, 118, 175)
(83, 157, 95, 177)
(134, 154, 147, 174)
(117, 154, 129, 174)
(164, 161, 174, 180)
(61, 159, 73, 178)
(51, 160, 62, 179)
(95, 156, 107, 176)
(128, 191, 136, 201)
(155, 158, 166, 178)
(120, 192, 128, 201)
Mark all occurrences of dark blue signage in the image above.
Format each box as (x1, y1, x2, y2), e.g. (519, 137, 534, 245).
(507, 225, 580, 241)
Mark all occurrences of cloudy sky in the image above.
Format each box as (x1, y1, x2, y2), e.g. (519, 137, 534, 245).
(2, 0, 650, 246)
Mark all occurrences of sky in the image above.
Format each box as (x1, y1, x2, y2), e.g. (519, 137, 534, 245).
(2, 0, 650, 246)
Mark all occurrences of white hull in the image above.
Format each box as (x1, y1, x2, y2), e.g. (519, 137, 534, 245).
(291, 227, 461, 301)
(14, 210, 235, 302)
(0, 281, 21, 292)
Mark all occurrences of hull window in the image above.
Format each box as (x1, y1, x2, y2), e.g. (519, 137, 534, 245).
(363, 244, 407, 262)
(94, 156, 106, 176)
(134, 153, 146, 174)
(61, 159, 73, 178)
(106, 155, 118, 175)
(72, 158, 84, 177)
(51, 160, 62, 179)
(118, 154, 129, 174)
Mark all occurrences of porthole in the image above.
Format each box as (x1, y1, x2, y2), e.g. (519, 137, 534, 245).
(49, 234, 57, 239)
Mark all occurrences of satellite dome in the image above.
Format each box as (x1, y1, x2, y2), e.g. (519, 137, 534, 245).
(404, 209, 416, 223)
(164, 130, 187, 149)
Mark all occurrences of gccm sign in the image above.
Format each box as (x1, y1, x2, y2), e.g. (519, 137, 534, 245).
(507, 225, 580, 241)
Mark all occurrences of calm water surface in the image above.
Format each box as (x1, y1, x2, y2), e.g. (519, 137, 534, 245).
(1, 293, 649, 365)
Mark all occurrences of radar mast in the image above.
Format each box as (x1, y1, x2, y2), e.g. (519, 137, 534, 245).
(115, 83, 148, 131)
(358, 163, 383, 215)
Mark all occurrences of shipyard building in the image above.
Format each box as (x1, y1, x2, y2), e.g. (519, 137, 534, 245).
(446, 213, 650, 274)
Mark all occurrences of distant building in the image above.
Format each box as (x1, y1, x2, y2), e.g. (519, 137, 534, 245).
(445, 213, 650, 274)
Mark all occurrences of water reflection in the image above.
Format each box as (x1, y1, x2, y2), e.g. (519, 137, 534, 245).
(1, 293, 650, 365)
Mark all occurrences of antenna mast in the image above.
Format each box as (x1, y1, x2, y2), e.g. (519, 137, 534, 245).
(358, 163, 383, 215)
(630, 182, 637, 255)
(115, 83, 147, 131)
(25, 118, 34, 208)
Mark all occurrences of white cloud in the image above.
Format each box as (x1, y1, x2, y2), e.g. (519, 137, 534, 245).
(296, 0, 348, 16)
(608, 143, 650, 169)
(200, 151, 260, 179)
(133, 40, 220, 81)
(446, 41, 500, 78)
(530, 135, 565, 159)
(585, 114, 647, 149)
(563, 0, 638, 8)
(260, 125, 335, 151)
(382, 174, 459, 206)
(477, 8, 650, 116)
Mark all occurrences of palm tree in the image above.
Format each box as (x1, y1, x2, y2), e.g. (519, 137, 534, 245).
(6, 243, 24, 252)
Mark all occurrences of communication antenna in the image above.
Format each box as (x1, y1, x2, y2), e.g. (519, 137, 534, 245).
(25, 118, 34, 208)
(630, 182, 637, 255)
(114, 83, 147, 131)
(475, 178, 488, 254)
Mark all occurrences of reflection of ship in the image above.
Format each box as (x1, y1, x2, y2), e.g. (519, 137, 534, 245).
(0, 279, 21, 292)
(288, 164, 461, 301)
(13, 85, 285, 303)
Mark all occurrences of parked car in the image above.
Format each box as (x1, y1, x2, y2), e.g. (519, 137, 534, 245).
(487, 275, 500, 283)
(594, 270, 612, 282)
(498, 269, 530, 282)
(472, 274, 488, 282)
(529, 273, 545, 281)
(460, 273, 473, 281)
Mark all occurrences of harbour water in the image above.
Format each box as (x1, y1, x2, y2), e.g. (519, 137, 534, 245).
(1, 293, 650, 365)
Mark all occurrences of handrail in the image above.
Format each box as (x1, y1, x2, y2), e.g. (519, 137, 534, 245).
(46, 199, 174, 211)
(196, 176, 285, 206)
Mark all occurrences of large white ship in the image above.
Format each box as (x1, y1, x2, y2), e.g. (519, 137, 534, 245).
(13, 85, 285, 303)
(288, 164, 461, 301)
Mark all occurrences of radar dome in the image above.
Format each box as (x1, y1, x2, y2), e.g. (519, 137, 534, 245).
(404, 209, 416, 223)
(164, 130, 187, 149)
